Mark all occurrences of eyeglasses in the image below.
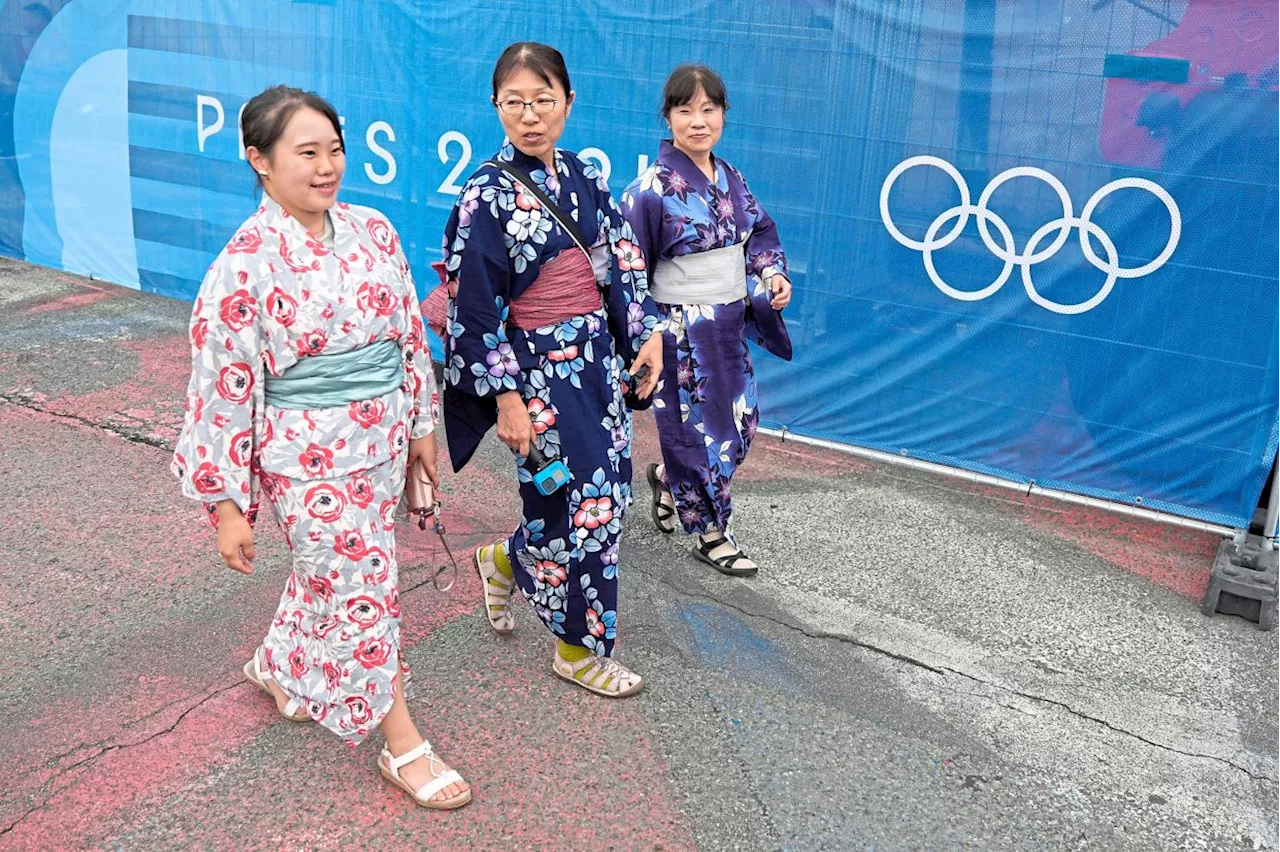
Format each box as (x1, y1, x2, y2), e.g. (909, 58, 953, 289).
(495, 97, 560, 116)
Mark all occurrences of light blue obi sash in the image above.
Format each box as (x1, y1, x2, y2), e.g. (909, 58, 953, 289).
(264, 340, 404, 410)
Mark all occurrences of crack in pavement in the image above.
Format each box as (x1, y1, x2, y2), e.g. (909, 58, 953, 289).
(0, 393, 173, 451)
(636, 565, 1279, 787)
(0, 680, 245, 837)
(38, 685, 239, 770)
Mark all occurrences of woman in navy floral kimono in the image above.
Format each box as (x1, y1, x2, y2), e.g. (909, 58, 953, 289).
(441, 43, 662, 697)
(622, 65, 793, 576)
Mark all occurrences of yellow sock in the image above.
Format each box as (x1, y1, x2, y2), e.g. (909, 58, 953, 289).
(480, 542, 515, 619)
(556, 641, 612, 688)
(492, 541, 514, 578)
(556, 640, 592, 662)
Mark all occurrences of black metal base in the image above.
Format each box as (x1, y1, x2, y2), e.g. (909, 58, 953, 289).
(1201, 537, 1278, 631)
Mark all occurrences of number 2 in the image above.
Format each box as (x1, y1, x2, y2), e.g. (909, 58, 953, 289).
(437, 131, 472, 195)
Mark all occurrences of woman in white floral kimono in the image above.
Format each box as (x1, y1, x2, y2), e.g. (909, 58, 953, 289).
(171, 86, 470, 810)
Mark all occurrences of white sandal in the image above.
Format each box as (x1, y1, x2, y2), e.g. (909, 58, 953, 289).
(242, 648, 310, 722)
(552, 649, 644, 698)
(379, 739, 472, 810)
(474, 544, 515, 634)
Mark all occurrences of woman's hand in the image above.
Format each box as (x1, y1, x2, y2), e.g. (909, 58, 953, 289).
(216, 500, 255, 575)
(496, 391, 533, 457)
(628, 335, 663, 400)
(406, 432, 440, 489)
(769, 274, 792, 310)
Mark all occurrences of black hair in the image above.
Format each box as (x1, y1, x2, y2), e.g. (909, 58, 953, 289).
(491, 42, 572, 100)
(240, 85, 344, 185)
(661, 64, 729, 118)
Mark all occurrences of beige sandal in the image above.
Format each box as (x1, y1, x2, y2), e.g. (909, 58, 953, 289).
(242, 648, 310, 722)
(379, 739, 472, 810)
(474, 544, 515, 634)
(552, 649, 644, 698)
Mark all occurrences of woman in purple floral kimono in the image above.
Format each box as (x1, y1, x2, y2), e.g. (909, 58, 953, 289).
(622, 65, 793, 576)
(441, 43, 663, 697)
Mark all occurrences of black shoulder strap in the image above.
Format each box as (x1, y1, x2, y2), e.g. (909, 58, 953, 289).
(485, 159, 594, 258)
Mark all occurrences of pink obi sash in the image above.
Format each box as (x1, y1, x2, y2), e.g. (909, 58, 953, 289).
(423, 251, 601, 340)
(508, 250, 601, 330)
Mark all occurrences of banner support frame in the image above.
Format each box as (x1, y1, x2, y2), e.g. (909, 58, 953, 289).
(758, 426, 1240, 539)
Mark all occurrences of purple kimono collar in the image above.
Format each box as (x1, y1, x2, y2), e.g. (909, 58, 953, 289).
(657, 139, 723, 192)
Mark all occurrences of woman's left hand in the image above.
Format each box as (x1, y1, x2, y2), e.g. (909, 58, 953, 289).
(769, 275, 792, 310)
(406, 432, 440, 489)
(628, 334, 664, 400)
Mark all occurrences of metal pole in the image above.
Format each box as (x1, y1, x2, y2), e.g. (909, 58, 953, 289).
(1265, 458, 1279, 551)
(757, 426, 1239, 539)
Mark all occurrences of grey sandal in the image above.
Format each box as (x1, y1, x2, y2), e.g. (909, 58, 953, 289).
(647, 463, 677, 534)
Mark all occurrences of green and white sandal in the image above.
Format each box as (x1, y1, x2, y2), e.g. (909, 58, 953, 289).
(474, 543, 515, 635)
(552, 649, 644, 698)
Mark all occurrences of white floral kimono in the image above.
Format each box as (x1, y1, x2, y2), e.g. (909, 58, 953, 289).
(172, 196, 439, 743)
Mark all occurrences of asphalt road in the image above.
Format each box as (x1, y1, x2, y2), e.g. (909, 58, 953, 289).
(0, 258, 1275, 851)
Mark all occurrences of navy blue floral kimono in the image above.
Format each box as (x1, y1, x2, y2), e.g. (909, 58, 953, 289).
(622, 141, 792, 536)
(442, 143, 659, 656)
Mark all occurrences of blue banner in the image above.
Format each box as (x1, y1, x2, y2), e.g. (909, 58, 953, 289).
(1, 0, 1276, 527)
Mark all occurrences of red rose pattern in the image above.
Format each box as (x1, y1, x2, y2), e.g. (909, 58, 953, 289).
(346, 595, 384, 630)
(288, 646, 310, 679)
(216, 363, 254, 403)
(267, 287, 298, 326)
(357, 281, 396, 317)
(191, 316, 209, 350)
(365, 217, 398, 256)
(219, 289, 256, 332)
(345, 473, 375, 508)
(229, 429, 254, 467)
(308, 575, 336, 604)
(191, 462, 224, 495)
(361, 547, 391, 585)
(333, 528, 369, 559)
(354, 636, 393, 669)
(349, 398, 387, 429)
(387, 422, 408, 456)
(298, 443, 335, 476)
(379, 499, 398, 530)
(304, 483, 347, 522)
(227, 226, 263, 254)
(345, 695, 373, 726)
(295, 328, 328, 357)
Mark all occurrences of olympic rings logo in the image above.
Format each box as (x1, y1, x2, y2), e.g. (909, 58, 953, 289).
(880, 156, 1181, 315)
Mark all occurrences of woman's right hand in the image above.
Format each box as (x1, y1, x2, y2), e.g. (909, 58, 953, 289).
(216, 500, 255, 575)
(496, 391, 533, 457)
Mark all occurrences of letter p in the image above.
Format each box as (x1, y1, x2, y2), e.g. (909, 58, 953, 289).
(197, 95, 225, 153)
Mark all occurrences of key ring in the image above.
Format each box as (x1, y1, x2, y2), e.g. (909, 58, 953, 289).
(407, 500, 458, 592)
